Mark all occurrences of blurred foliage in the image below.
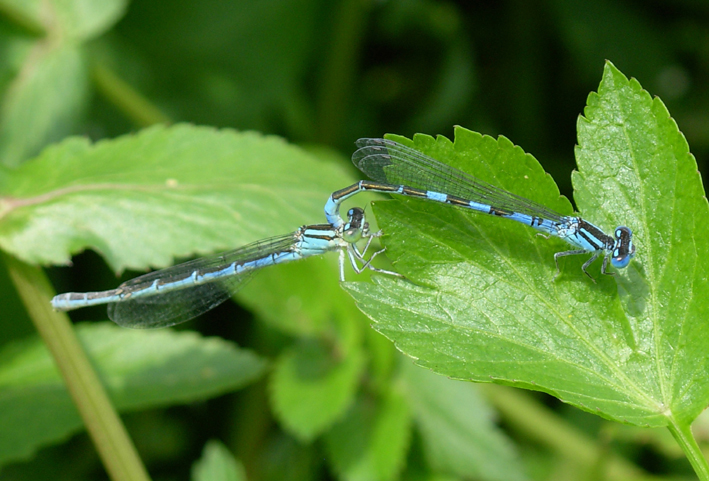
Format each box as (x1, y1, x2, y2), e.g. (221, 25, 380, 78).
(1, 0, 708, 480)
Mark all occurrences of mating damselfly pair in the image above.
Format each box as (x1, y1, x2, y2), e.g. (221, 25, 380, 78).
(52, 138, 635, 328)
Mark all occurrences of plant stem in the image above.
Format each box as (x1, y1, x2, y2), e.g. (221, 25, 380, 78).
(667, 416, 709, 481)
(4, 254, 151, 481)
(92, 63, 172, 127)
(0, 3, 45, 36)
(315, 0, 370, 145)
(481, 384, 660, 481)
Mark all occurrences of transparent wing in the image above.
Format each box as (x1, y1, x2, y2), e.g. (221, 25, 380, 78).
(108, 273, 253, 329)
(353, 138, 565, 222)
(108, 232, 300, 329)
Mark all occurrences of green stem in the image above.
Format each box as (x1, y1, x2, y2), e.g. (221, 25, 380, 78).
(667, 416, 709, 480)
(481, 384, 660, 481)
(0, 3, 45, 36)
(92, 63, 172, 127)
(4, 254, 151, 481)
(315, 0, 371, 145)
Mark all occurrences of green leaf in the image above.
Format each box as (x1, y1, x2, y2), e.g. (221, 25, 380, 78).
(0, 43, 89, 167)
(238, 256, 346, 335)
(574, 61, 709, 425)
(0, 124, 355, 271)
(344, 62, 709, 427)
(0, 0, 127, 39)
(399, 362, 526, 481)
(324, 391, 411, 481)
(255, 434, 320, 481)
(192, 440, 247, 481)
(239, 252, 383, 336)
(50, 0, 128, 40)
(0, 322, 267, 465)
(270, 339, 365, 442)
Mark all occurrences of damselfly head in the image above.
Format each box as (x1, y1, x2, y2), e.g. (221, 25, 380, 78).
(610, 226, 635, 269)
(343, 207, 366, 243)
